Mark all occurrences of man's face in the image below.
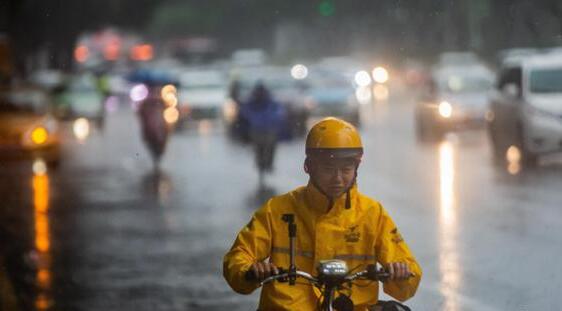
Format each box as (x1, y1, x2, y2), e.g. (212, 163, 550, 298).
(308, 157, 358, 199)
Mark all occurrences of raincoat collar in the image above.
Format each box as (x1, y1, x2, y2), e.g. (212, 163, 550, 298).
(305, 181, 358, 215)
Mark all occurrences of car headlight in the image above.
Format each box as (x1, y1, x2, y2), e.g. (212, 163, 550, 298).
(354, 71, 372, 87)
(30, 126, 49, 145)
(163, 106, 179, 124)
(372, 66, 389, 84)
(438, 101, 453, 118)
(73, 118, 90, 141)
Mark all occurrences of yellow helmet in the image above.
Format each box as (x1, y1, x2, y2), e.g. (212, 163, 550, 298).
(305, 117, 363, 159)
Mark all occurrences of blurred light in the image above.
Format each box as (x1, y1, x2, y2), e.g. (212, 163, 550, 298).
(354, 71, 371, 87)
(439, 141, 455, 222)
(161, 84, 178, 107)
(73, 118, 90, 142)
(223, 98, 238, 123)
(355, 86, 372, 105)
(165, 95, 178, 107)
(161, 84, 177, 98)
(439, 101, 452, 118)
(438, 140, 460, 311)
(33, 173, 50, 251)
(163, 107, 179, 124)
(291, 64, 308, 80)
(104, 40, 121, 61)
(506, 145, 521, 163)
(33, 159, 47, 176)
(37, 269, 51, 288)
(507, 162, 521, 175)
(373, 84, 389, 101)
(130, 44, 154, 61)
(74, 45, 89, 63)
(318, 1, 335, 16)
(130, 84, 149, 102)
(31, 127, 48, 145)
(372, 66, 389, 84)
(506, 145, 522, 175)
(35, 294, 53, 310)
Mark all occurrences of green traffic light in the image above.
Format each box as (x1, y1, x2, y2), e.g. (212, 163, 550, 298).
(318, 1, 335, 17)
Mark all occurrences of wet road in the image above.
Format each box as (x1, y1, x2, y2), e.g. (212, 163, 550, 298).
(1, 88, 562, 311)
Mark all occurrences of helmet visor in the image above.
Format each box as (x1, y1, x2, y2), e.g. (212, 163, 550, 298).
(306, 147, 363, 159)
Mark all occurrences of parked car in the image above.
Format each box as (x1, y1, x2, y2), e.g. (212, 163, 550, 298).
(487, 52, 562, 165)
(177, 68, 227, 125)
(52, 73, 105, 127)
(415, 65, 494, 141)
(0, 86, 61, 167)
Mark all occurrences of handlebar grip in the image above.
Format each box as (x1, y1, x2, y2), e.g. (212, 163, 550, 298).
(244, 267, 286, 282)
(245, 270, 257, 281)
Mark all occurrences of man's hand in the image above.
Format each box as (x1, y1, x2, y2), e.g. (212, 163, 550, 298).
(250, 261, 279, 281)
(387, 262, 412, 281)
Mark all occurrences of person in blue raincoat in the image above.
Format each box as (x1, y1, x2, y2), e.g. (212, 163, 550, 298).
(239, 83, 286, 176)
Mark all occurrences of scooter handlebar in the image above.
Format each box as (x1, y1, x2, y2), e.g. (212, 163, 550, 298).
(244, 268, 317, 286)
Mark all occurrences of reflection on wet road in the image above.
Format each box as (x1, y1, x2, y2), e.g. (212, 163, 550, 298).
(32, 172, 52, 310)
(438, 141, 459, 311)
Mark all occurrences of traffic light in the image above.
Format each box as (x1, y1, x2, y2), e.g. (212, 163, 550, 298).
(318, 0, 335, 17)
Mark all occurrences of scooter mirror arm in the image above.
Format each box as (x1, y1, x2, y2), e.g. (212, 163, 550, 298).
(282, 213, 297, 285)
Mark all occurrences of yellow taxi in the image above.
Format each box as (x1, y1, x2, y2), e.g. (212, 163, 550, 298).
(0, 86, 61, 167)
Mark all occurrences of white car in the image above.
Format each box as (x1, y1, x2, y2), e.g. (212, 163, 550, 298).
(53, 73, 105, 127)
(415, 65, 494, 141)
(177, 69, 227, 124)
(488, 52, 562, 165)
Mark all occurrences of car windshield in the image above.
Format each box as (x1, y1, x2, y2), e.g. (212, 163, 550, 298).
(69, 75, 98, 92)
(308, 72, 351, 89)
(438, 74, 493, 93)
(0, 89, 49, 114)
(529, 68, 562, 94)
(180, 72, 225, 89)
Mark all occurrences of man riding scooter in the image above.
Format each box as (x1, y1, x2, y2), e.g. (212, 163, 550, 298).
(224, 117, 422, 310)
(239, 82, 285, 187)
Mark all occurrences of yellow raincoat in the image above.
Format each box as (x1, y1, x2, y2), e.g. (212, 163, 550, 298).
(223, 183, 422, 310)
